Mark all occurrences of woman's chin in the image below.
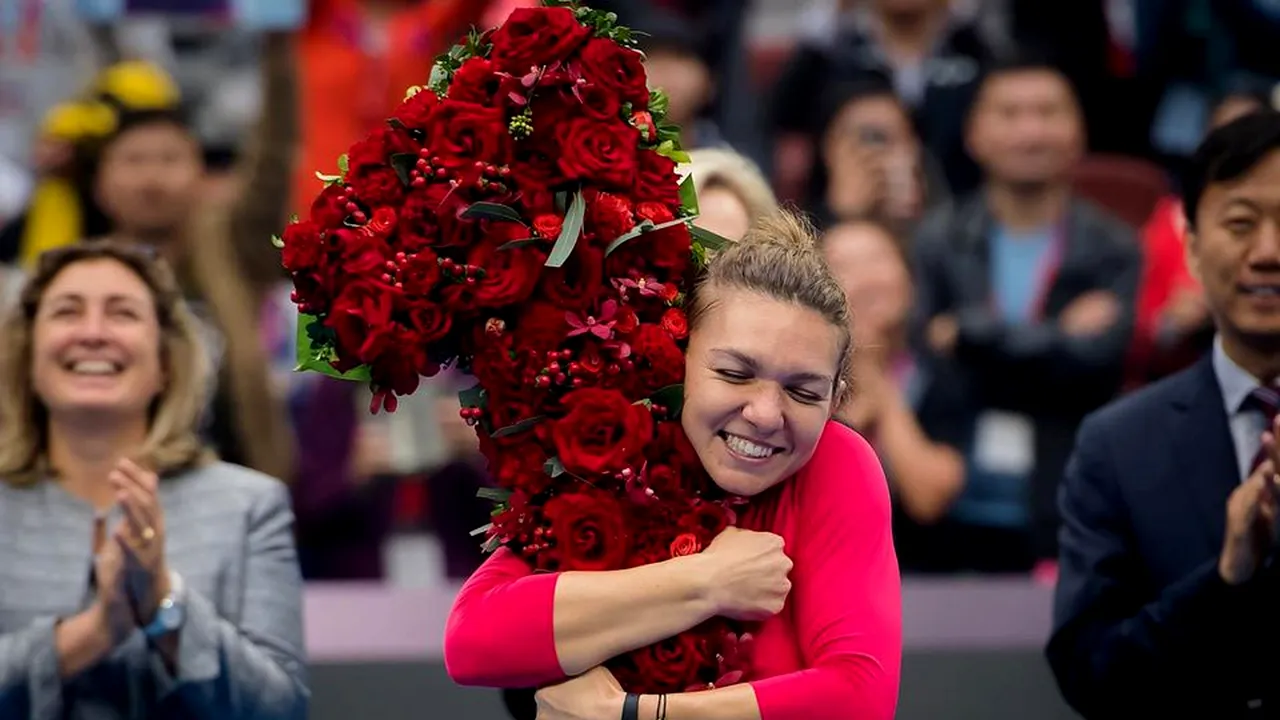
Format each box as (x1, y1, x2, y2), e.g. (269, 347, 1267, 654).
(708, 466, 784, 498)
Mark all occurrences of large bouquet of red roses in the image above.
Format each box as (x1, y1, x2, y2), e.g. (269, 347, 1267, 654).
(278, 0, 751, 694)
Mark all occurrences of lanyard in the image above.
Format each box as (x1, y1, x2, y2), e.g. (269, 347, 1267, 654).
(991, 225, 1068, 323)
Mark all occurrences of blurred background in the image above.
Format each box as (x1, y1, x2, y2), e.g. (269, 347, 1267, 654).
(2, 0, 1279, 718)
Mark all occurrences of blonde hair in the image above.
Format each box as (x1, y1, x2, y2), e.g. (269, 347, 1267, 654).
(0, 242, 214, 486)
(688, 209, 855, 406)
(689, 148, 778, 223)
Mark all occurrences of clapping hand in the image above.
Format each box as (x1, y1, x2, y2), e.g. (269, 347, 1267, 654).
(109, 459, 171, 623)
(1219, 419, 1280, 584)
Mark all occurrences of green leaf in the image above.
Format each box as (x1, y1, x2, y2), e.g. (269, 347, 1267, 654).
(544, 456, 566, 478)
(491, 415, 547, 438)
(428, 63, 451, 94)
(389, 153, 417, 187)
(314, 170, 342, 187)
(651, 384, 685, 417)
(678, 173, 699, 216)
(480, 533, 502, 554)
(476, 487, 512, 503)
(293, 312, 372, 381)
(656, 140, 692, 164)
(545, 190, 586, 268)
(337, 153, 349, 176)
(289, 213, 299, 223)
(690, 224, 731, 254)
(497, 238, 542, 251)
(270, 234, 284, 249)
(469, 522, 494, 537)
(605, 217, 689, 256)
(458, 383, 486, 409)
(554, 190, 570, 213)
(648, 89, 670, 118)
(461, 202, 525, 224)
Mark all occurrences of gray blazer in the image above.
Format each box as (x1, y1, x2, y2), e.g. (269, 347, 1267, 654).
(0, 461, 308, 720)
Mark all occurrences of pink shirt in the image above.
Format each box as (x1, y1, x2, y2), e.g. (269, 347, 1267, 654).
(443, 422, 902, 720)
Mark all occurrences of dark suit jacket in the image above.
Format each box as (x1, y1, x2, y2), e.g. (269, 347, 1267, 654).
(910, 195, 1141, 559)
(1047, 356, 1280, 719)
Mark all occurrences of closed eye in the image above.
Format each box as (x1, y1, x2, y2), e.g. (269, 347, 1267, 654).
(714, 368, 750, 382)
(788, 388, 825, 404)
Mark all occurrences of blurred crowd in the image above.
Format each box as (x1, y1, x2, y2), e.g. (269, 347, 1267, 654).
(1, 0, 1279, 585)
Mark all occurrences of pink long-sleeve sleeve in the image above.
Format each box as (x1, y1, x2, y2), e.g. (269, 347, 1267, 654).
(443, 547, 567, 687)
(750, 423, 903, 720)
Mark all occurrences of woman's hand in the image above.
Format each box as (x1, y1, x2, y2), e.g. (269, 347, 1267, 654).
(109, 458, 172, 622)
(91, 531, 135, 646)
(697, 527, 793, 621)
(534, 666, 625, 720)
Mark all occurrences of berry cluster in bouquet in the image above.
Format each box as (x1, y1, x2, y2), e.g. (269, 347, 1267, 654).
(278, 0, 753, 694)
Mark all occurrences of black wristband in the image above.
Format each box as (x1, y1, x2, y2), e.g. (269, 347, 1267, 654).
(622, 693, 641, 720)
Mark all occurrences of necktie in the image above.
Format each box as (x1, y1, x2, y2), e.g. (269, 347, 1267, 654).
(1245, 386, 1280, 473)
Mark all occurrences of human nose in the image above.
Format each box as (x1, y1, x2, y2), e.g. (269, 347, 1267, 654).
(740, 385, 785, 433)
(68, 309, 110, 344)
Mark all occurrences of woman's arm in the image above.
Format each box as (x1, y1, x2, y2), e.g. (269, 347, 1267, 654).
(875, 390, 964, 524)
(444, 547, 721, 687)
(147, 481, 308, 720)
(0, 612, 110, 720)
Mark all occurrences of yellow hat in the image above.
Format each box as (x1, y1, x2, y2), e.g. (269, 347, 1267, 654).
(93, 60, 181, 111)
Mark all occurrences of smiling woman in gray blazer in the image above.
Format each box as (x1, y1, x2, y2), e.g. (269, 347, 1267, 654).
(0, 241, 307, 719)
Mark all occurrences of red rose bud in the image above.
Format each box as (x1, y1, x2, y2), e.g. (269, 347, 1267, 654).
(669, 533, 701, 557)
(631, 110, 657, 143)
(661, 308, 689, 340)
(636, 202, 675, 224)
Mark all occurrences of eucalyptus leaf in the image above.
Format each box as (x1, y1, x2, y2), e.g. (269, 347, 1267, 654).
(678, 173, 699, 215)
(543, 457, 566, 478)
(690, 224, 730, 254)
(491, 415, 547, 438)
(476, 487, 512, 502)
(270, 234, 284, 249)
(469, 522, 494, 537)
(605, 217, 689, 256)
(337, 154, 349, 175)
(461, 202, 525, 224)
(458, 383, 486, 409)
(389, 153, 417, 187)
(545, 191, 586, 268)
(651, 384, 685, 417)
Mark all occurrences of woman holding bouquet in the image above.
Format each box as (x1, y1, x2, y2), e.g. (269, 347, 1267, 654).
(444, 210, 901, 720)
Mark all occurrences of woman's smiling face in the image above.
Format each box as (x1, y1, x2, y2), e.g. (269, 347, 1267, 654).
(680, 287, 843, 496)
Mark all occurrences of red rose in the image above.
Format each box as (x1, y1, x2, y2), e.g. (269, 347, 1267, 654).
(542, 489, 629, 571)
(441, 223, 547, 309)
(309, 184, 350, 227)
(512, 300, 574, 352)
(347, 126, 417, 207)
(447, 58, 500, 105)
(679, 501, 733, 540)
(633, 149, 681, 206)
(533, 214, 563, 240)
(578, 38, 650, 106)
(328, 281, 397, 364)
(608, 222, 693, 284)
(579, 83, 623, 122)
(488, 7, 591, 74)
(489, 439, 552, 494)
(553, 388, 653, 476)
(405, 299, 452, 344)
(556, 118, 640, 190)
(538, 244, 605, 312)
(669, 533, 701, 557)
(585, 191, 634, 246)
(391, 87, 441, 130)
(280, 220, 324, 273)
(636, 202, 675, 224)
(397, 248, 441, 296)
(331, 226, 389, 277)
(660, 308, 688, 340)
(630, 324, 685, 389)
(425, 100, 511, 169)
(371, 325, 431, 395)
(618, 632, 708, 693)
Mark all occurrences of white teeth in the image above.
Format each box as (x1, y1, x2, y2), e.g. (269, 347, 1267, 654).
(70, 360, 119, 375)
(724, 434, 775, 459)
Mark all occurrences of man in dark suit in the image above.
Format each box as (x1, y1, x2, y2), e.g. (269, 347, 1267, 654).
(1048, 110, 1280, 718)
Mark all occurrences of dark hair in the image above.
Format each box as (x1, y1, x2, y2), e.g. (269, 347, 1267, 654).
(1182, 109, 1280, 228)
(816, 71, 900, 139)
(635, 11, 707, 65)
(973, 48, 1078, 105)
